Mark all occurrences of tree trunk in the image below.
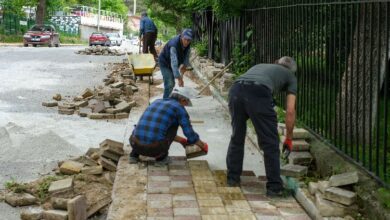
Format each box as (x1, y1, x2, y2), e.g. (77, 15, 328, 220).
(36, 0, 46, 25)
(336, 3, 389, 145)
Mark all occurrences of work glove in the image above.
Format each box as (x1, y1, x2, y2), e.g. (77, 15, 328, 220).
(201, 142, 208, 153)
(282, 138, 293, 160)
(177, 137, 189, 148)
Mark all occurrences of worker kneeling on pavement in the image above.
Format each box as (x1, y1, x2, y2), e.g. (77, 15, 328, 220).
(226, 56, 297, 198)
(129, 87, 208, 165)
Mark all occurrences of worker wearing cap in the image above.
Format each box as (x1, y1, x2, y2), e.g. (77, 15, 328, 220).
(158, 28, 193, 99)
(129, 87, 208, 165)
(139, 12, 158, 59)
(226, 56, 297, 198)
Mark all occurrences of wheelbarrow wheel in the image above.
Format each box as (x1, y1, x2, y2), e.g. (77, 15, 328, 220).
(149, 76, 154, 85)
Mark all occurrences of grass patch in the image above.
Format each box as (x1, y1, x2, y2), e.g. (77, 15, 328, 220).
(36, 176, 61, 202)
(0, 34, 23, 43)
(59, 34, 85, 45)
(377, 188, 390, 209)
(4, 178, 28, 193)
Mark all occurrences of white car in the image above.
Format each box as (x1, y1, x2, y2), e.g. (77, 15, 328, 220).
(106, 33, 122, 46)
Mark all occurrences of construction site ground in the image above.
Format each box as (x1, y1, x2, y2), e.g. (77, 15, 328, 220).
(0, 42, 309, 219)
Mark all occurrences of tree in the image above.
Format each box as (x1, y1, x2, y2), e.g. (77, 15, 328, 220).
(36, 0, 46, 25)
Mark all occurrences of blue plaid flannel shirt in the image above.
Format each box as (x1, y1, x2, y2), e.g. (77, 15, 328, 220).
(132, 98, 199, 145)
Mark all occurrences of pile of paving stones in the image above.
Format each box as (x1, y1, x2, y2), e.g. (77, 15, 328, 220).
(42, 63, 138, 120)
(75, 45, 127, 56)
(278, 123, 360, 218)
(4, 139, 124, 220)
(191, 51, 235, 96)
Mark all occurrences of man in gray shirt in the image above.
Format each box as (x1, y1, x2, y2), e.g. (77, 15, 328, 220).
(226, 56, 297, 198)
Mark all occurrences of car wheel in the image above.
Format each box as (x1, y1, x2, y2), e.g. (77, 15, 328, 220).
(32, 44, 37, 47)
(24, 44, 28, 47)
(55, 43, 59, 47)
(48, 41, 53, 47)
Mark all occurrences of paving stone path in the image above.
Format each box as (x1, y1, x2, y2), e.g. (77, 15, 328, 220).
(107, 156, 310, 220)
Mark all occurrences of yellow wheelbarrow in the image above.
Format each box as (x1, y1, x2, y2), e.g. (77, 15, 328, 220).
(128, 53, 156, 84)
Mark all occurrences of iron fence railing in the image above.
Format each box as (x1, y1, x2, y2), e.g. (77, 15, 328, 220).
(193, 0, 390, 186)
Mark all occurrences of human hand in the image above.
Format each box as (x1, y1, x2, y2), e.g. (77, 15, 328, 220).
(178, 77, 184, 87)
(195, 141, 208, 153)
(177, 137, 188, 148)
(179, 65, 186, 74)
(282, 138, 293, 159)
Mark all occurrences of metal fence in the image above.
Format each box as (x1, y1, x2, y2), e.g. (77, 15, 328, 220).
(193, 0, 390, 185)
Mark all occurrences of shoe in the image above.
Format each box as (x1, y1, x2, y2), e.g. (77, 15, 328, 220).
(266, 188, 293, 198)
(154, 156, 171, 167)
(227, 179, 240, 187)
(129, 156, 139, 164)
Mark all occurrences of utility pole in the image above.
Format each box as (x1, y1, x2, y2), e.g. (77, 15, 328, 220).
(97, 0, 101, 31)
(133, 0, 136, 15)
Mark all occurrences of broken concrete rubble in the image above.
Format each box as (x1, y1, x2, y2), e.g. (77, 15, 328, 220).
(48, 178, 74, 194)
(5, 192, 37, 207)
(75, 46, 126, 56)
(67, 195, 87, 220)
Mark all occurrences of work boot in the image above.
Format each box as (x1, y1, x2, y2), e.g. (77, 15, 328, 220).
(227, 179, 240, 187)
(154, 156, 171, 167)
(129, 156, 139, 164)
(266, 188, 293, 198)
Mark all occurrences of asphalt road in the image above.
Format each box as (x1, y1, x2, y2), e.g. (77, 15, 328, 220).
(0, 43, 137, 219)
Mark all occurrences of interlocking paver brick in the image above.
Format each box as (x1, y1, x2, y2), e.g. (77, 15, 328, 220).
(148, 208, 174, 217)
(196, 193, 220, 200)
(217, 187, 242, 194)
(170, 187, 196, 194)
(245, 194, 268, 201)
(253, 214, 282, 220)
(147, 217, 173, 220)
(149, 170, 170, 176)
(148, 187, 170, 193)
(148, 194, 172, 201)
(171, 175, 192, 181)
(202, 215, 229, 220)
(171, 181, 193, 188)
(148, 181, 170, 188)
(198, 199, 224, 207)
(173, 216, 201, 220)
(219, 193, 246, 200)
(173, 208, 200, 216)
(194, 185, 218, 193)
(249, 201, 278, 210)
(192, 180, 216, 187)
(170, 170, 191, 176)
(148, 200, 173, 208)
(228, 213, 256, 220)
(169, 165, 188, 170)
(173, 200, 199, 208)
(149, 176, 170, 181)
(199, 207, 227, 215)
(173, 194, 196, 201)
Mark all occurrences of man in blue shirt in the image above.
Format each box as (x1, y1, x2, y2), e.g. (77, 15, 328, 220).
(158, 29, 192, 98)
(129, 87, 208, 165)
(139, 12, 158, 59)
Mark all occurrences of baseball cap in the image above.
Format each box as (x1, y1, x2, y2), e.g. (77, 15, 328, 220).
(170, 87, 196, 106)
(181, 28, 193, 41)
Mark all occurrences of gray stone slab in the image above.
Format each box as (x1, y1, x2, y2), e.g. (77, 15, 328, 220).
(100, 156, 117, 172)
(67, 195, 87, 220)
(329, 171, 359, 187)
(42, 101, 58, 107)
(318, 181, 330, 194)
(74, 100, 88, 108)
(52, 197, 69, 210)
(324, 187, 357, 206)
(81, 165, 103, 175)
(48, 178, 74, 194)
(308, 182, 319, 195)
(102, 150, 121, 162)
(291, 140, 310, 151)
(79, 108, 92, 117)
(115, 112, 129, 119)
(20, 207, 43, 220)
(81, 88, 94, 99)
(293, 128, 312, 139)
(315, 193, 346, 217)
(60, 160, 84, 175)
(87, 196, 112, 217)
(110, 82, 124, 88)
(5, 192, 37, 207)
(58, 108, 75, 115)
(100, 139, 124, 155)
(280, 164, 308, 178)
(42, 210, 68, 220)
(87, 113, 115, 119)
(114, 101, 131, 113)
(288, 152, 313, 165)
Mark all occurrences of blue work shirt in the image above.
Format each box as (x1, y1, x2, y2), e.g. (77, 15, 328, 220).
(158, 35, 190, 78)
(140, 16, 157, 36)
(132, 98, 199, 145)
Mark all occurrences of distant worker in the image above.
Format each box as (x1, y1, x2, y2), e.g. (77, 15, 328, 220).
(128, 87, 208, 165)
(139, 12, 158, 59)
(226, 56, 297, 198)
(158, 28, 192, 98)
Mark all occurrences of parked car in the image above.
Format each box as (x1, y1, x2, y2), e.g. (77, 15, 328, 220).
(89, 32, 111, 46)
(106, 32, 122, 46)
(23, 25, 60, 47)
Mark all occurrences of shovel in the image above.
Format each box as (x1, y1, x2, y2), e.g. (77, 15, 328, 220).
(197, 61, 233, 97)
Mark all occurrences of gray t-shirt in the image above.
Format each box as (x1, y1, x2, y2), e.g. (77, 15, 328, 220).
(237, 64, 297, 95)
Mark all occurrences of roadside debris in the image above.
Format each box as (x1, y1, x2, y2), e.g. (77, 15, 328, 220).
(42, 63, 138, 120)
(3, 138, 124, 220)
(75, 46, 127, 56)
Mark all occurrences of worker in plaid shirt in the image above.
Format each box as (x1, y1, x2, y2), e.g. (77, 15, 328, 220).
(129, 87, 208, 165)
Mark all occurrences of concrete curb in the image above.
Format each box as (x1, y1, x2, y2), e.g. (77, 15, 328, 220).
(0, 43, 85, 47)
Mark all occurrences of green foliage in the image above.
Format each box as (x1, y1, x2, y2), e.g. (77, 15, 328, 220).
(231, 26, 255, 78)
(4, 178, 28, 193)
(193, 38, 208, 57)
(377, 188, 390, 209)
(37, 176, 61, 202)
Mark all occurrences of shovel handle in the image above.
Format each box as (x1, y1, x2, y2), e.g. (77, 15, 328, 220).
(198, 61, 233, 95)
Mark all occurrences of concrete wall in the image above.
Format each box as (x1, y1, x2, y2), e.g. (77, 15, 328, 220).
(80, 25, 123, 41)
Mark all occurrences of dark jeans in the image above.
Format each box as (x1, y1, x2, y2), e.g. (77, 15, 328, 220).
(142, 32, 158, 60)
(130, 125, 178, 160)
(226, 81, 283, 192)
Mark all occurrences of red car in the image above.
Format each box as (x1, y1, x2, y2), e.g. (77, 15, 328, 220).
(89, 32, 111, 46)
(23, 25, 60, 47)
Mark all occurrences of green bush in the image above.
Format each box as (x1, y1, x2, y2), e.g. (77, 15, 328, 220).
(193, 38, 208, 57)
(231, 26, 255, 78)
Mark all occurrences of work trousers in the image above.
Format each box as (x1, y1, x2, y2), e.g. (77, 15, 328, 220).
(142, 32, 158, 60)
(226, 81, 283, 192)
(130, 125, 178, 160)
(160, 66, 175, 99)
